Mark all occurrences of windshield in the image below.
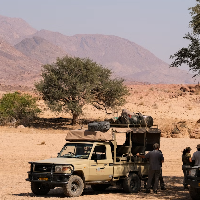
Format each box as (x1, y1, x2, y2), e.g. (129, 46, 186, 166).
(58, 143, 93, 159)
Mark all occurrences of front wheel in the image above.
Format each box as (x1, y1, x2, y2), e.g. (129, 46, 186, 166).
(63, 175, 84, 197)
(123, 173, 140, 193)
(189, 186, 200, 200)
(31, 182, 50, 195)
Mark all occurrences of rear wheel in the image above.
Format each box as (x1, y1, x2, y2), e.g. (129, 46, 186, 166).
(63, 175, 84, 197)
(189, 186, 200, 200)
(91, 184, 110, 191)
(31, 182, 50, 195)
(123, 173, 140, 193)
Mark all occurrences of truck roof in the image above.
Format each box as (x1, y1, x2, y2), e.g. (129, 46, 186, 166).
(65, 129, 113, 142)
(65, 126, 160, 143)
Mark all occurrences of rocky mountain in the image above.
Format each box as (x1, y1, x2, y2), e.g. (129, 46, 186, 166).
(0, 37, 41, 86)
(30, 30, 197, 84)
(0, 14, 198, 85)
(14, 36, 67, 64)
(0, 15, 37, 45)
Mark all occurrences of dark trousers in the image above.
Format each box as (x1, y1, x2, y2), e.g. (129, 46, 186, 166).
(147, 169, 160, 191)
(182, 165, 190, 186)
(152, 168, 165, 188)
(159, 174, 165, 188)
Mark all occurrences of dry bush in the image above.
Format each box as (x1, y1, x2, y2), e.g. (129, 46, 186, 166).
(138, 102, 144, 106)
(185, 104, 192, 110)
(163, 89, 170, 93)
(152, 103, 158, 109)
(38, 141, 46, 145)
(194, 90, 200, 95)
(149, 87, 154, 91)
(171, 125, 180, 134)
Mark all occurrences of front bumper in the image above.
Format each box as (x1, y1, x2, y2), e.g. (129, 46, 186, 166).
(26, 162, 74, 184)
(186, 179, 200, 188)
(26, 172, 71, 184)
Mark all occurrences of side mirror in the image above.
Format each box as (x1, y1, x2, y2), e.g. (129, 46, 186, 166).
(57, 153, 60, 157)
(91, 154, 98, 162)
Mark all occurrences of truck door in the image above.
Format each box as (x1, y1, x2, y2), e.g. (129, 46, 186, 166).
(89, 144, 113, 181)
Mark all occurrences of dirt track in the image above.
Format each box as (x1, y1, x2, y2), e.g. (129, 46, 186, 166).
(1, 127, 200, 200)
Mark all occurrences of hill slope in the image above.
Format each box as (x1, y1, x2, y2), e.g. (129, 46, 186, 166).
(14, 36, 67, 64)
(31, 30, 197, 84)
(0, 15, 37, 45)
(0, 14, 198, 85)
(0, 37, 41, 86)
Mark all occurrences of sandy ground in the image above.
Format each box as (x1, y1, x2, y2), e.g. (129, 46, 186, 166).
(1, 127, 200, 200)
(1, 84, 200, 200)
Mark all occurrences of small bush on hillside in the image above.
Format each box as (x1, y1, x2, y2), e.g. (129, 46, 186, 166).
(0, 92, 41, 126)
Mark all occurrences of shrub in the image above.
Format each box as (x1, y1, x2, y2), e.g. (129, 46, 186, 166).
(0, 92, 41, 126)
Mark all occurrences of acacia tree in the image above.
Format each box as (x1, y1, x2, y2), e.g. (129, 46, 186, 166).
(35, 56, 129, 125)
(170, 0, 200, 77)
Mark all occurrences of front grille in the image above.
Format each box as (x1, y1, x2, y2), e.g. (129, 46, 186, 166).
(34, 164, 55, 172)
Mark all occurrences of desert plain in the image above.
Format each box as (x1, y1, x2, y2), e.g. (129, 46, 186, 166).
(1, 83, 200, 200)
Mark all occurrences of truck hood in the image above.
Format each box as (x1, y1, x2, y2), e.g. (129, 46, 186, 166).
(33, 157, 88, 165)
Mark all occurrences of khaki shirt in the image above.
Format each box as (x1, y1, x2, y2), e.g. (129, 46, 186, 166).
(182, 153, 191, 165)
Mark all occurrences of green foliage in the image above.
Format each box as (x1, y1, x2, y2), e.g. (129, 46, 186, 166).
(170, 33, 200, 77)
(0, 92, 41, 125)
(170, 0, 200, 76)
(189, 0, 200, 34)
(35, 56, 129, 124)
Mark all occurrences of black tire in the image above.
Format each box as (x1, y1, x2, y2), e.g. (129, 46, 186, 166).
(91, 184, 110, 191)
(189, 186, 200, 200)
(63, 175, 84, 197)
(143, 116, 153, 127)
(123, 173, 140, 193)
(31, 182, 50, 195)
(88, 121, 110, 132)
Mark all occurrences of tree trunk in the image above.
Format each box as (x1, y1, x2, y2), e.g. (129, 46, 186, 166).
(72, 113, 78, 125)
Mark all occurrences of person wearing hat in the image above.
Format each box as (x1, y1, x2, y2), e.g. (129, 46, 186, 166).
(137, 143, 164, 194)
(182, 147, 192, 189)
(192, 144, 200, 166)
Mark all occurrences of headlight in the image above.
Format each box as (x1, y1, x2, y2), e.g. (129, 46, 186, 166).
(55, 166, 62, 172)
(55, 165, 72, 173)
(189, 169, 197, 177)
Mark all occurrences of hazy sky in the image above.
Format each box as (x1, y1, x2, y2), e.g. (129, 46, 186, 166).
(0, 0, 197, 71)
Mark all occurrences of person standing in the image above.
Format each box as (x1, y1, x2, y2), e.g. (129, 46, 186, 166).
(192, 144, 200, 166)
(151, 149, 166, 190)
(137, 143, 164, 194)
(182, 147, 192, 189)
